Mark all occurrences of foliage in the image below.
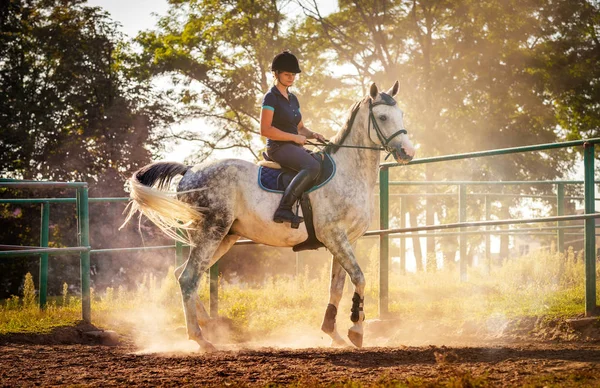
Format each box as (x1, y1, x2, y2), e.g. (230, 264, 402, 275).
(133, 0, 290, 162)
(0, 0, 171, 182)
(0, 0, 176, 297)
(22, 272, 35, 308)
(297, 1, 600, 263)
(62, 282, 68, 307)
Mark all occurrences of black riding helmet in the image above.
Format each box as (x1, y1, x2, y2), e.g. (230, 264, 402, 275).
(271, 50, 302, 73)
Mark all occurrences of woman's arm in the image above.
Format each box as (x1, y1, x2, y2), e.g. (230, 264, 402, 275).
(298, 120, 326, 142)
(261, 108, 305, 144)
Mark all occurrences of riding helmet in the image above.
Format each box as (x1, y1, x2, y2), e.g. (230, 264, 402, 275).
(271, 50, 302, 73)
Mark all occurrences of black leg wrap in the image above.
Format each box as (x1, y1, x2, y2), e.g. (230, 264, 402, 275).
(350, 292, 364, 323)
(321, 304, 337, 334)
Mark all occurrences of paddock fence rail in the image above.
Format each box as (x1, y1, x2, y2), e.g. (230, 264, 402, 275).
(1, 138, 599, 322)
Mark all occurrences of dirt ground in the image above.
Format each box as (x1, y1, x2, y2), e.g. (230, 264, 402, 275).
(2, 322, 600, 387)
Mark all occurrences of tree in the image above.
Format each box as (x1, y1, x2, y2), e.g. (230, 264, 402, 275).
(0, 0, 172, 183)
(134, 0, 294, 162)
(0, 0, 174, 298)
(296, 0, 600, 268)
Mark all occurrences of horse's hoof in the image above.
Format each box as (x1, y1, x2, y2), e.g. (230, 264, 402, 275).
(331, 337, 350, 348)
(326, 329, 349, 347)
(348, 328, 363, 348)
(198, 340, 217, 353)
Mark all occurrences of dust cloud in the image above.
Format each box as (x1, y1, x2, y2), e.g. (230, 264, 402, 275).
(96, 238, 579, 353)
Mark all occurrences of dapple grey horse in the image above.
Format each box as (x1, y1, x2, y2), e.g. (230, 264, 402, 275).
(122, 82, 415, 351)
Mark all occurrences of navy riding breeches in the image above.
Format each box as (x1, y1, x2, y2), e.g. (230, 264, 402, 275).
(267, 143, 321, 180)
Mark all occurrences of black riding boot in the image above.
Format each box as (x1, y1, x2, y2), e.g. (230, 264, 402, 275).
(273, 170, 316, 225)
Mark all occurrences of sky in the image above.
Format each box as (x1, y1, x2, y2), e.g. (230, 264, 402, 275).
(85, 0, 338, 163)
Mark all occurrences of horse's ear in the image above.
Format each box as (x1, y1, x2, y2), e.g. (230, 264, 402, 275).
(369, 83, 378, 100)
(387, 81, 399, 97)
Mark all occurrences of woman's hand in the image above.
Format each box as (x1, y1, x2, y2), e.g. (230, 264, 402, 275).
(294, 134, 307, 145)
(312, 132, 327, 143)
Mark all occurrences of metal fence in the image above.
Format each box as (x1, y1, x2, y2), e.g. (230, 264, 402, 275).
(377, 139, 600, 317)
(1, 138, 599, 321)
(379, 180, 597, 275)
(0, 181, 219, 320)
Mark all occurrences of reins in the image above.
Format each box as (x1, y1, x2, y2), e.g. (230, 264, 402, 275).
(307, 93, 408, 160)
(306, 140, 385, 151)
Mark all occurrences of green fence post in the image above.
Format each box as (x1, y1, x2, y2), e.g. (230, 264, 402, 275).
(583, 143, 597, 316)
(400, 197, 406, 275)
(379, 167, 389, 318)
(77, 187, 91, 323)
(485, 195, 491, 275)
(209, 262, 219, 318)
(39, 201, 49, 309)
(557, 183, 565, 254)
(459, 184, 467, 281)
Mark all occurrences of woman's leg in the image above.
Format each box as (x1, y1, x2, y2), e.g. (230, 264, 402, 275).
(268, 143, 321, 225)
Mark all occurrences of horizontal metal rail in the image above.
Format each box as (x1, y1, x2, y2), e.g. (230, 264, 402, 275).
(0, 178, 36, 182)
(389, 231, 591, 238)
(0, 194, 588, 202)
(90, 245, 177, 253)
(375, 193, 587, 200)
(0, 244, 43, 251)
(387, 180, 599, 186)
(0, 247, 89, 257)
(0, 197, 129, 204)
(0, 182, 88, 188)
(386, 225, 589, 238)
(381, 138, 600, 168)
(365, 213, 600, 237)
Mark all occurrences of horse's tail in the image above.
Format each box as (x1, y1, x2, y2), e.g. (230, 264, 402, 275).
(120, 161, 204, 246)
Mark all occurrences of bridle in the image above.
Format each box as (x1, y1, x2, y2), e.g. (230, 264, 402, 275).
(309, 93, 408, 159)
(367, 93, 408, 154)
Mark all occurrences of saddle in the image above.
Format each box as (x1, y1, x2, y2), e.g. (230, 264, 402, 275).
(257, 152, 336, 252)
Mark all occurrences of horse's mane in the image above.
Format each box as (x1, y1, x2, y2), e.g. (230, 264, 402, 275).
(324, 99, 365, 154)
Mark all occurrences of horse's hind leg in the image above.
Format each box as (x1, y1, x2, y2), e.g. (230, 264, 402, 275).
(321, 258, 349, 347)
(325, 235, 366, 348)
(175, 262, 211, 326)
(174, 235, 239, 328)
(178, 237, 227, 352)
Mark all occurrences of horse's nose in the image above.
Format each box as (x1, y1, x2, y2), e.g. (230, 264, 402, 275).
(401, 147, 414, 160)
(398, 148, 414, 162)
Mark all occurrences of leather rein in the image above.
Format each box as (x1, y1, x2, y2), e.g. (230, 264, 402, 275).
(308, 93, 408, 158)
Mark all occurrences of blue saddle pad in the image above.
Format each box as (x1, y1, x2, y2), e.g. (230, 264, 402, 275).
(258, 152, 336, 193)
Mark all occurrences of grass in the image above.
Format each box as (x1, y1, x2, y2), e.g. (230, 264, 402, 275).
(1, 247, 599, 340)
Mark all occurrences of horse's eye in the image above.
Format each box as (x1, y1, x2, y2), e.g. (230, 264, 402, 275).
(379, 115, 387, 121)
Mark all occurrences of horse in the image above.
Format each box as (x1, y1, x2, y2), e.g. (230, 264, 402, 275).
(122, 81, 415, 351)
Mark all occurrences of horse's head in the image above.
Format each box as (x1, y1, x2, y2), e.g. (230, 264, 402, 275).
(367, 81, 415, 164)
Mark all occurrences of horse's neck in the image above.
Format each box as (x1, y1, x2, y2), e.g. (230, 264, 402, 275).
(331, 110, 380, 188)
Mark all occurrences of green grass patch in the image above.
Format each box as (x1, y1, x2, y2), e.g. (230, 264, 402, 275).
(1, 247, 599, 339)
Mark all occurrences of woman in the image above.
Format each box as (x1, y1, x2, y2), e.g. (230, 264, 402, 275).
(260, 50, 326, 226)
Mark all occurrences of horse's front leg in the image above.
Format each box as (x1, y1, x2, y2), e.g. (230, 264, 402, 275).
(325, 236, 366, 348)
(321, 258, 350, 347)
